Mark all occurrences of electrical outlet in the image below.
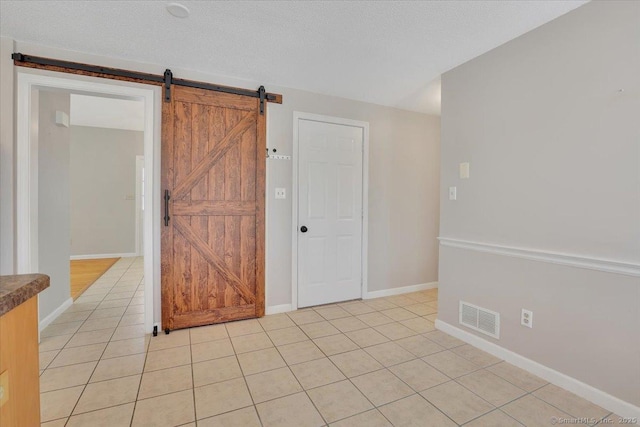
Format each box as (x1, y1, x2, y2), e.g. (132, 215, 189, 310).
(275, 188, 286, 199)
(521, 309, 533, 328)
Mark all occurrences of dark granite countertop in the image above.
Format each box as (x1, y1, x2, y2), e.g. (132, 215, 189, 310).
(0, 274, 50, 316)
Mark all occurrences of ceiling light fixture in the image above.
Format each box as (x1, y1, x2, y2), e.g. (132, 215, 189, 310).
(166, 3, 190, 18)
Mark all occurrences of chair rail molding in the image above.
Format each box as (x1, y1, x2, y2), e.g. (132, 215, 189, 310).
(438, 237, 640, 277)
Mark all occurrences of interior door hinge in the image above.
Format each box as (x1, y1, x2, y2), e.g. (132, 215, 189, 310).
(164, 69, 173, 102)
(259, 85, 266, 115)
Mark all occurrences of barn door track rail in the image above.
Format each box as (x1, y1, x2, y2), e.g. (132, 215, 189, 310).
(11, 53, 282, 113)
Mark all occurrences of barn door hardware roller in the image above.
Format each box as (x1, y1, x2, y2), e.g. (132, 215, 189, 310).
(164, 69, 173, 102)
(11, 53, 282, 114)
(259, 86, 266, 114)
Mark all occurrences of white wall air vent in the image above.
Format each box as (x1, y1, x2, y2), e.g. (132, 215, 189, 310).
(459, 301, 500, 339)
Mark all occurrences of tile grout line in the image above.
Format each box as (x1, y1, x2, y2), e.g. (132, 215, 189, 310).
(459, 407, 524, 426)
(278, 313, 334, 426)
(225, 321, 265, 427)
(290, 307, 395, 424)
(38, 258, 143, 425)
(365, 294, 463, 427)
(68, 260, 140, 423)
(292, 291, 463, 426)
(187, 323, 197, 426)
(508, 385, 610, 427)
(45, 286, 584, 427)
(309, 292, 450, 426)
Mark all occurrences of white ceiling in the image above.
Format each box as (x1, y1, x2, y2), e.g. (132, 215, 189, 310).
(1, 1, 587, 115)
(70, 94, 145, 131)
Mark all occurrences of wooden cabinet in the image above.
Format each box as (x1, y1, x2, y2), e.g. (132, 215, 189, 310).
(0, 297, 40, 426)
(0, 275, 49, 427)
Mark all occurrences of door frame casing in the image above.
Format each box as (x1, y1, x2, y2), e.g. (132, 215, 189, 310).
(15, 70, 160, 333)
(135, 155, 144, 257)
(291, 112, 369, 311)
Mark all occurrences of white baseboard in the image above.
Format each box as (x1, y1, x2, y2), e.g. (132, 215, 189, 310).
(269, 282, 437, 315)
(364, 281, 438, 299)
(70, 252, 137, 260)
(436, 319, 640, 419)
(39, 297, 73, 332)
(266, 304, 293, 315)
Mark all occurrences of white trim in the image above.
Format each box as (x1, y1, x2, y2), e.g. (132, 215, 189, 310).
(291, 114, 298, 310)
(266, 304, 293, 315)
(135, 155, 144, 257)
(38, 297, 73, 332)
(362, 121, 370, 308)
(70, 253, 137, 261)
(292, 112, 370, 311)
(16, 70, 159, 334)
(364, 281, 438, 299)
(264, 118, 270, 316)
(439, 237, 640, 277)
(436, 319, 640, 419)
(16, 73, 35, 273)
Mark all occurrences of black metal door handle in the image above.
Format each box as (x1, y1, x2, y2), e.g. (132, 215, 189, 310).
(164, 190, 171, 226)
(300, 226, 308, 233)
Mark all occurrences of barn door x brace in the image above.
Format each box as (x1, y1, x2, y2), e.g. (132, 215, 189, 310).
(11, 53, 282, 114)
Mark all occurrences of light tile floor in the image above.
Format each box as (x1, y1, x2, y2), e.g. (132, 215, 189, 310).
(39, 258, 616, 426)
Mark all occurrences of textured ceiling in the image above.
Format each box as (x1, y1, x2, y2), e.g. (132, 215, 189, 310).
(1, 1, 587, 114)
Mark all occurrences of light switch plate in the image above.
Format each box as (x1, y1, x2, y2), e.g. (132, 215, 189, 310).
(459, 162, 470, 179)
(449, 187, 457, 200)
(275, 188, 286, 199)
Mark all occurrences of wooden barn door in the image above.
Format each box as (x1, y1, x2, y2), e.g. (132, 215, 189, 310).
(161, 85, 265, 331)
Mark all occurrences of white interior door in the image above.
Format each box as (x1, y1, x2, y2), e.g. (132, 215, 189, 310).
(297, 119, 364, 307)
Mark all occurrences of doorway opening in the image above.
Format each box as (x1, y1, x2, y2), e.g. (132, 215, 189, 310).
(67, 94, 146, 301)
(16, 70, 159, 334)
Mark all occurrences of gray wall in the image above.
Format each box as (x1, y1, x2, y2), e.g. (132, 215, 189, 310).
(1, 39, 441, 317)
(37, 90, 72, 321)
(70, 125, 144, 256)
(439, 0, 639, 407)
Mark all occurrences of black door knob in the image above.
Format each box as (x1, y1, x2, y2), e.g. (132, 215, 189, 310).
(300, 226, 308, 233)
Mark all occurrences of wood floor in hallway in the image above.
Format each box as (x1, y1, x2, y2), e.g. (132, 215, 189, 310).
(70, 258, 120, 300)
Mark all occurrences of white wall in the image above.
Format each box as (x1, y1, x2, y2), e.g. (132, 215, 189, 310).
(1, 39, 440, 323)
(70, 125, 144, 257)
(439, 0, 639, 410)
(37, 89, 72, 321)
